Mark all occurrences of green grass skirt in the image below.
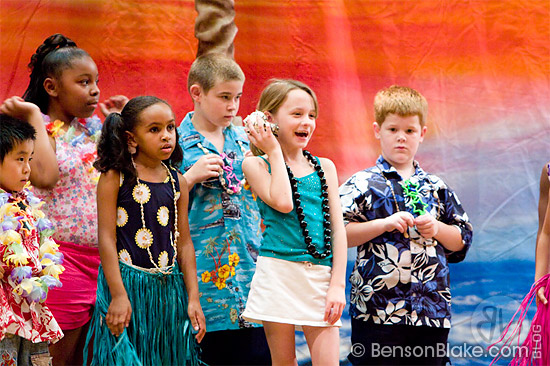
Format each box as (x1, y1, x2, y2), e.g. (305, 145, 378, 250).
(84, 262, 201, 365)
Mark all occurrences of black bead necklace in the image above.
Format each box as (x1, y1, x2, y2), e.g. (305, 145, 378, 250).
(285, 150, 332, 259)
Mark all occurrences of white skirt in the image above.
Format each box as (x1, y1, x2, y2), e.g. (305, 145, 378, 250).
(242, 256, 342, 331)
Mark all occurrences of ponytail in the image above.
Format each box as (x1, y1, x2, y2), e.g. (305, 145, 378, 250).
(94, 96, 183, 182)
(94, 112, 137, 183)
(23, 33, 90, 114)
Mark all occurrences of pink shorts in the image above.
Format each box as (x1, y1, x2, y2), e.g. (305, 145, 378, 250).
(45, 241, 100, 330)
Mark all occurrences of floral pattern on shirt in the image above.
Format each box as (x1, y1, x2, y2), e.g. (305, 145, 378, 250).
(178, 112, 262, 332)
(0, 189, 64, 342)
(33, 116, 101, 247)
(339, 156, 473, 328)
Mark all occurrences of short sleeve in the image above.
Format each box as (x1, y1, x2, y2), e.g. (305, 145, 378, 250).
(436, 181, 473, 263)
(339, 170, 372, 225)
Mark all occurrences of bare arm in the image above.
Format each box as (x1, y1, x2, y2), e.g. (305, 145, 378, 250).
(97, 170, 132, 336)
(537, 163, 550, 249)
(176, 173, 206, 342)
(536, 194, 550, 281)
(243, 116, 293, 213)
(346, 212, 415, 248)
(0, 96, 59, 188)
(320, 158, 347, 324)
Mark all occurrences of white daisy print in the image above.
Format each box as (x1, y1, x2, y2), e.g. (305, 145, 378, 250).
(117, 207, 128, 227)
(157, 206, 169, 226)
(175, 191, 180, 200)
(135, 228, 153, 249)
(158, 251, 169, 267)
(118, 249, 132, 265)
(133, 183, 151, 204)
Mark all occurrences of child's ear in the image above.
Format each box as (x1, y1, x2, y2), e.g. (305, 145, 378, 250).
(189, 84, 202, 102)
(125, 131, 137, 151)
(373, 121, 381, 139)
(419, 125, 427, 142)
(43, 78, 58, 97)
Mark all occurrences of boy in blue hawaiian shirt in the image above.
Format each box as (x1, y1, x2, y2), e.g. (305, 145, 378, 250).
(339, 85, 473, 365)
(177, 53, 270, 365)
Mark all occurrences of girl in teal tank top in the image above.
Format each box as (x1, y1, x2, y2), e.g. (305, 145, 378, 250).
(241, 79, 347, 365)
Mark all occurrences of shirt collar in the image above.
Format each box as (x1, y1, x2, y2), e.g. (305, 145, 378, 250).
(375, 155, 426, 180)
(178, 112, 247, 153)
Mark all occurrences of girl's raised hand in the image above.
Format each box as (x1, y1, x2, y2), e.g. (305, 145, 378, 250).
(105, 294, 132, 337)
(244, 111, 280, 155)
(0, 96, 41, 122)
(99, 95, 129, 117)
(187, 300, 206, 343)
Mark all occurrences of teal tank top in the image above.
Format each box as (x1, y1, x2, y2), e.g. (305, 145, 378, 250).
(257, 156, 332, 267)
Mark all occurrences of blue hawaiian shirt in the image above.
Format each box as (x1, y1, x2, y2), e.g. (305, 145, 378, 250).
(339, 156, 473, 328)
(178, 112, 262, 332)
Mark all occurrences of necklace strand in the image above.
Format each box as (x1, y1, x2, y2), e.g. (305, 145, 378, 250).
(285, 150, 332, 259)
(382, 172, 440, 246)
(134, 161, 179, 273)
(197, 141, 246, 194)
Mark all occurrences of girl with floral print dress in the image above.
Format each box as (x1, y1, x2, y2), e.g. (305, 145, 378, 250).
(12, 33, 124, 366)
(85, 96, 204, 365)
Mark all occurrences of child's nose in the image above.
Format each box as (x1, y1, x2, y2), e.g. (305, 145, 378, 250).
(23, 162, 31, 174)
(90, 82, 100, 96)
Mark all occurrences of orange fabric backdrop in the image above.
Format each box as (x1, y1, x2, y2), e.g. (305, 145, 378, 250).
(1, 0, 549, 262)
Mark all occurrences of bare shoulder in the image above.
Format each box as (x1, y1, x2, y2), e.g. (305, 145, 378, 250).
(100, 169, 121, 185)
(319, 157, 337, 175)
(243, 155, 268, 172)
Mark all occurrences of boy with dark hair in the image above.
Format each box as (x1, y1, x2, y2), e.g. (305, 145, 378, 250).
(340, 85, 473, 365)
(0, 100, 65, 365)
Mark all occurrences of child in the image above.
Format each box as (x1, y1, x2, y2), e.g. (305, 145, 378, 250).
(177, 52, 271, 364)
(0, 109, 65, 365)
(241, 79, 347, 365)
(339, 85, 473, 365)
(19, 33, 124, 365)
(85, 95, 205, 365)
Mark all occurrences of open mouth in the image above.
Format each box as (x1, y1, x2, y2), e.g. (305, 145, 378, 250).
(295, 131, 309, 138)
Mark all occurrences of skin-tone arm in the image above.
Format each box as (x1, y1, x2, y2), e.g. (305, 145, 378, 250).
(176, 173, 206, 342)
(96, 170, 132, 337)
(183, 154, 224, 192)
(242, 115, 293, 213)
(536, 192, 550, 305)
(0, 96, 59, 188)
(345, 205, 464, 252)
(99, 95, 129, 117)
(346, 212, 414, 248)
(415, 214, 464, 251)
(320, 158, 347, 324)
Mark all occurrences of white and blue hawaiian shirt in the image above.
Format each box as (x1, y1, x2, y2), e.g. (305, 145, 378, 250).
(339, 156, 473, 328)
(178, 112, 262, 332)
